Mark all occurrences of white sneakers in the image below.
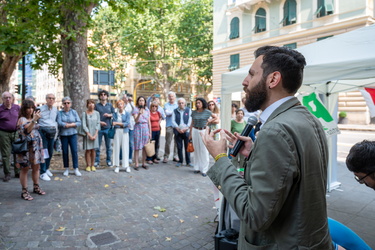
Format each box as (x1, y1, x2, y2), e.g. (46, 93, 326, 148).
(114, 167, 120, 173)
(114, 166, 131, 173)
(46, 169, 53, 177)
(63, 169, 69, 176)
(63, 169, 82, 176)
(40, 173, 51, 181)
(74, 169, 82, 177)
(125, 167, 131, 173)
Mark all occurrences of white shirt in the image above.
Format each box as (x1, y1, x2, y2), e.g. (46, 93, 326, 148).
(259, 96, 294, 129)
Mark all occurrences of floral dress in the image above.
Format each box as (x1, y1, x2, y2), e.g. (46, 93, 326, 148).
(132, 107, 150, 150)
(16, 117, 44, 168)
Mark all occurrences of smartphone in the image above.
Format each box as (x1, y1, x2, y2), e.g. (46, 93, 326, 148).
(139, 105, 144, 109)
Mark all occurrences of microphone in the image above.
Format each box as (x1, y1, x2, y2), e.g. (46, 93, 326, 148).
(229, 115, 258, 157)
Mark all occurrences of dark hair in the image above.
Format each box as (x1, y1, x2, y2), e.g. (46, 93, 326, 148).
(232, 103, 238, 108)
(98, 90, 109, 98)
(255, 46, 306, 94)
(19, 100, 36, 118)
(235, 109, 244, 115)
(346, 140, 375, 174)
(136, 96, 146, 107)
(195, 97, 208, 110)
(86, 99, 96, 107)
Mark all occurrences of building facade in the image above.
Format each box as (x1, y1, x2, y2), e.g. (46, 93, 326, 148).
(213, 0, 375, 124)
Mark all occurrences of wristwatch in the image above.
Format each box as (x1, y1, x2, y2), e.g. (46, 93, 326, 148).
(32, 120, 37, 124)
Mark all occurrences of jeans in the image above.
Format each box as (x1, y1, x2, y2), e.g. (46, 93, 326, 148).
(60, 134, 78, 169)
(174, 131, 190, 164)
(0, 130, 19, 175)
(39, 128, 55, 174)
(129, 129, 134, 161)
(95, 128, 112, 164)
(146, 130, 160, 161)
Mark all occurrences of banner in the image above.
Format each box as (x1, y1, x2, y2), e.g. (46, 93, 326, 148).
(359, 87, 375, 118)
(299, 92, 340, 137)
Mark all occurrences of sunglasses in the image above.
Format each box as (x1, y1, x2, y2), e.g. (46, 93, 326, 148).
(63, 102, 71, 104)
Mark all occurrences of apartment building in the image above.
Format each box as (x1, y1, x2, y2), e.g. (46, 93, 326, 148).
(213, 0, 375, 124)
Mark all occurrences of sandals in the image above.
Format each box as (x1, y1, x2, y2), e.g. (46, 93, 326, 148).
(142, 164, 149, 170)
(133, 165, 139, 171)
(33, 184, 46, 195)
(153, 160, 159, 164)
(21, 188, 33, 201)
(147, 161, 154, 165)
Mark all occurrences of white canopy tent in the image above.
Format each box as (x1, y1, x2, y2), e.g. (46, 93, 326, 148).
(220, 24, 375, 191)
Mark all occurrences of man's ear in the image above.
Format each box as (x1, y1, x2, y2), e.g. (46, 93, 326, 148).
(268, 71, 282, 89)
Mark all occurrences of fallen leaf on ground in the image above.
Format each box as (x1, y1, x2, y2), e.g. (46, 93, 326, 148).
(111, 181, 115, 184)
(26, 213, 31, 215)
(195, 216, 199, 219)
(74, 180, 79, 183)
(54, 177, 60, 181)
(57, 204, 61, 208)
(104, 184, 109, 188)
(165, 237, 171, 241)
(180, 219, 184, 223)
(56, 226, 66, 231)
(89, 228, 94, 230)
(153, 214, 159, 218)
(153, 206, 166, 212)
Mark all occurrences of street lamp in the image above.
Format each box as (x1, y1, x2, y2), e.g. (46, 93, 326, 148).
(133, 79, 154, 100)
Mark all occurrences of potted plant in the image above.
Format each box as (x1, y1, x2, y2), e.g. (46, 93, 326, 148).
(338, 111, 348, 124)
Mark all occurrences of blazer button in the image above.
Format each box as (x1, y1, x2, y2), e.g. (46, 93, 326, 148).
(217, 185, 221, 190)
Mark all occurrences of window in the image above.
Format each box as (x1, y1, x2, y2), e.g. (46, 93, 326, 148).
(317, 35, 333, 41)
(229, 17, 239, 39)
(280, 0, 297, 26)
(283, 43, 297, 49)
(228, 54, 240, 71)
(254, 8, 266, 33)
(315, 0, 334, 18)
(93, 70, 115, 86)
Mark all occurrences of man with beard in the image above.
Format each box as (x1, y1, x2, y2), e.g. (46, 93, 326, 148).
(346, 140, 375, 190)
(202, 46, 333, 249)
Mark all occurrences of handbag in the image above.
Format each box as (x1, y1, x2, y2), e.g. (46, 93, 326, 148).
(144, 140, 155, 157)
(11, 137, 29, 154)
(77, 112, 87, 137)
(108, 119, 116, 139)
(187, 140, 194, 153)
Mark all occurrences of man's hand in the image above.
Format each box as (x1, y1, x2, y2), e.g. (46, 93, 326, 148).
(100, 121, 107, 126)
(201, 128, 228, 158)
(227, 130, 254, 157)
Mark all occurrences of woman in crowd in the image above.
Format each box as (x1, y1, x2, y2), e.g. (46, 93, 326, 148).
(16, 100, 46, 200)
(146, 101, 162, 165)
(207, 100, 220, 141)
(112, 99, 131, 173)
(132, 96, 151, 170)
(189, 97, 212, 177)
(230, 109, 247, 170)
(57, 96, 82, 177)
(231, 103, 238, 119)
(82, 99, 100, 172)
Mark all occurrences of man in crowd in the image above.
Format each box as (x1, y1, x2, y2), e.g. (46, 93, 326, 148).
(163, 91, 178, 163)
(95, 90, 114, 167)
(39, 93, 58, 181)
(202, 46, 333, 248)
(0, 92, 20, 182)
(172, 98, 192, 167)
(346, 140, 375, 190)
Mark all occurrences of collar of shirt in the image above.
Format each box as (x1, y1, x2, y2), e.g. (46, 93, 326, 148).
(259, 96, 294, 128)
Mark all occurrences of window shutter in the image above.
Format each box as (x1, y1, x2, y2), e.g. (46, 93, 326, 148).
(229, 54, 240, 71)
(255, 8, 266, 33)
(229, 17, 239, 39)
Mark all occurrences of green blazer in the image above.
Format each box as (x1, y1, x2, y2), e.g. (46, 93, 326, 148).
(208, 97, 333, 249)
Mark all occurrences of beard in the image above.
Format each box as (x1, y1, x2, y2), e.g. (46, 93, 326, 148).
(244, 77, 268, 112)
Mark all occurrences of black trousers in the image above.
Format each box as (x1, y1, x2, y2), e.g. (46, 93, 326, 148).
(174, 131, 190, 164)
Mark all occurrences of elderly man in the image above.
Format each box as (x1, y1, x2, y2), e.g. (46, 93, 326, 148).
(202, 46, 333, 249)
(163, 91, 178, 163)
(346, 140, 375, 190)
(38, 93, 58, 181)
(0, 92, 20, 182)
(172, 98, 192, 167)
(95, 90, 115, 167)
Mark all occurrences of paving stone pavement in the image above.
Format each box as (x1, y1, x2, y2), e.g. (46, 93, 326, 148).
(0, 161, 218, 249)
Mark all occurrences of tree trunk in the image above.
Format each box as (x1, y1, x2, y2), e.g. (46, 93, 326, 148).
(0, 53, 22, 94)
(60, 4, 95, 117)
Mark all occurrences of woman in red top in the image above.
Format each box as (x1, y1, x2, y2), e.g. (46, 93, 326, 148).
(146, 101, 162, 164)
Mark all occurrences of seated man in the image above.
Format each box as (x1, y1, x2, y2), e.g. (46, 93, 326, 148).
(346, 140, 375, 190)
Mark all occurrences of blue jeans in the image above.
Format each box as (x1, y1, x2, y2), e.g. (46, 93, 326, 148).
(128, 129, 134, 160)
(39, 128, 56, 174)
(146, 130, 160, 161)
(60, 134, 78, 169)
(95, 128, 112, 164)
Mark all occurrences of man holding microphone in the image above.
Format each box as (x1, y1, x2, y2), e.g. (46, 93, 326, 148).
(202, 46, 333, 249)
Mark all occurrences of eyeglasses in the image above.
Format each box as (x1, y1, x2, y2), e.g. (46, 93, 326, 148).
(354, 172, 374, 184)
(47, 97, 55, 100)
(63, 102, 71, 104)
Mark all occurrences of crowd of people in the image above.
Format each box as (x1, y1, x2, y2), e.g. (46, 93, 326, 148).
(1, 89, 260, 201)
